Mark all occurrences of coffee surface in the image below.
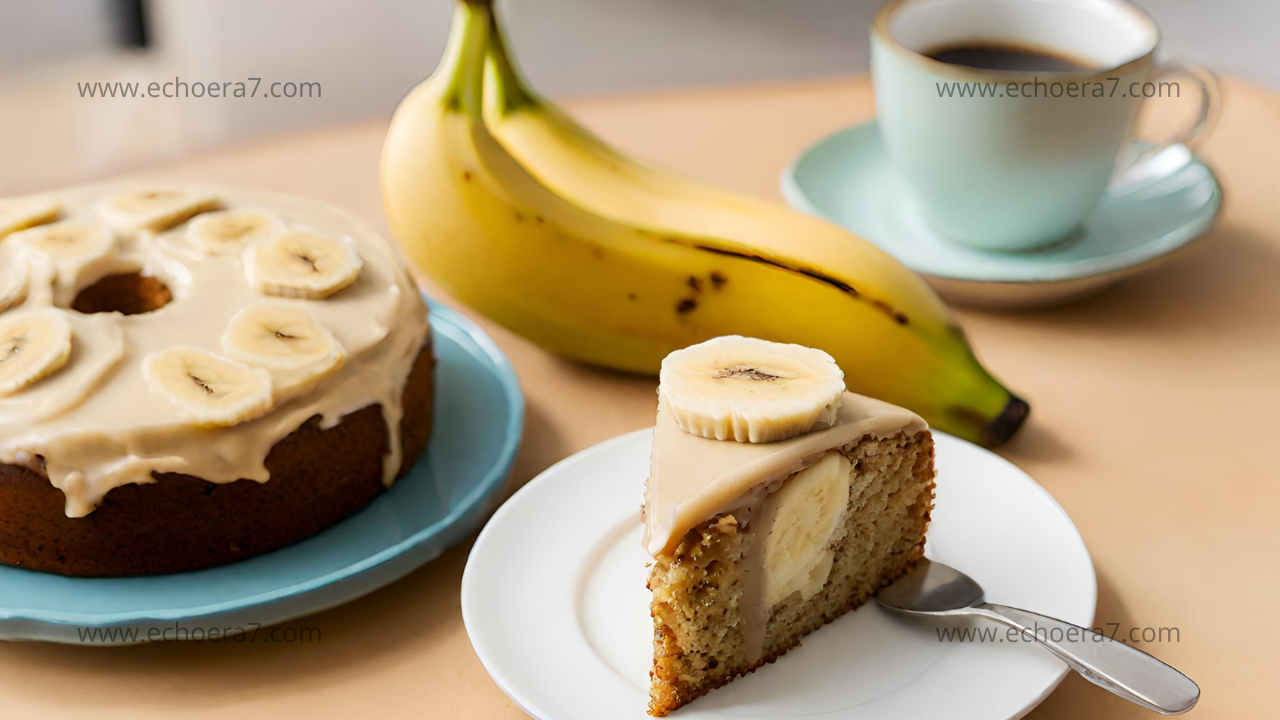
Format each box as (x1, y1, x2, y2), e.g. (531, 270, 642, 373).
(926, 42, 1093, 72)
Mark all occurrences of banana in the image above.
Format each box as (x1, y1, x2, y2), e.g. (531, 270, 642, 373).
(142, 346, 274, 427)
(188, 208, 287, 256)
(0, 194, 58, 238)
(222, 302, 346, 397)
(244, 230, 363, 299)
(96, 188, 220, 234)
(659, 335, 844, 443)
(758, 450, 853, 608)
(8, 219, 118, 306)
(0, 308, 74, 397)
(382, 0, 1028, 446)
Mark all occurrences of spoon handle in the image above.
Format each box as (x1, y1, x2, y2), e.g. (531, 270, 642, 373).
(972, 603, 1199, 715)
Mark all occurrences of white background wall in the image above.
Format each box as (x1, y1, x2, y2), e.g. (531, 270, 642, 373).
(0, 0, 1274, 181)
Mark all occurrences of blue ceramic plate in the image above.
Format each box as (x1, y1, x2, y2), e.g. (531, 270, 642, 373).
(0, 298, 522, 644)
(782, 120, 1222, 308)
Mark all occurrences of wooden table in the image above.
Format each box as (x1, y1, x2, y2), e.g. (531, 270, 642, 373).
(1, 76, 1274, 719)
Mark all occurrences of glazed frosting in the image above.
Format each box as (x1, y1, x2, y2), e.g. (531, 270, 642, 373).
(643, 392, 927, 558)
(0, 184, 430, 517)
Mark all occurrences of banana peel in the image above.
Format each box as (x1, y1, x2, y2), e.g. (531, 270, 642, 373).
(381, 0, 1029, 445)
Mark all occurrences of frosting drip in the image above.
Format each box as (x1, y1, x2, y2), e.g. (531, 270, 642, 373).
(0, 184, 430, 517)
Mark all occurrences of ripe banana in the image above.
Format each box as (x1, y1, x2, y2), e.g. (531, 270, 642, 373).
(143, 346, 274, 427)
(759, 450, 853, 608)
(188, 208, 286, 256)
(660, 335, 844, 443)
(96, 188, 219, 234)
(382, 0, 1029, 445)
(222, 302, 346, 397)
(244, 230, 363, 299)
(0, 308, 74, 397)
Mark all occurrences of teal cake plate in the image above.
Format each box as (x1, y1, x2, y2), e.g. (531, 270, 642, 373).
(0, 298, 522, 644)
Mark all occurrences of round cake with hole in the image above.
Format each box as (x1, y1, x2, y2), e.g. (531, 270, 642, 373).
(0, 185, 433, 576)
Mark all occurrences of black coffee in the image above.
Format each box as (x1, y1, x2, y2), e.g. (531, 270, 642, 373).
(925, 42, 1093, 72)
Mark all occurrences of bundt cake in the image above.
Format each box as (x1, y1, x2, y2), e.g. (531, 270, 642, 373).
(0, 185, 433, 576)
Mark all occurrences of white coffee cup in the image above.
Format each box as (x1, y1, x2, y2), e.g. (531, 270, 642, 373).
(872, 0, 1219, 251)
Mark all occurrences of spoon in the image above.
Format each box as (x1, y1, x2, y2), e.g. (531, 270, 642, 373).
(875, 559, 1199, 715)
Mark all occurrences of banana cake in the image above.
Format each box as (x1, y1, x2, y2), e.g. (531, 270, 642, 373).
(643, 336, 935, 715)
(0, 185, 432, 576)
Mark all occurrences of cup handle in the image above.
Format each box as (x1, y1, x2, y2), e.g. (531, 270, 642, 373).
(1111, 64, 1220, 188)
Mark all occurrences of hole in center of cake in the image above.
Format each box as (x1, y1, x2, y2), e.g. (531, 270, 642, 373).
(72, 272, 174, 315)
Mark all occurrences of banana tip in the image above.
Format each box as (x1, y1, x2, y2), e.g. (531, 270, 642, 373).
(983, 394, 1030, 447)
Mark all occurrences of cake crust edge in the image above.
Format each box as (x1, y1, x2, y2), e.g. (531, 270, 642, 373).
(0, 343, 434, 577)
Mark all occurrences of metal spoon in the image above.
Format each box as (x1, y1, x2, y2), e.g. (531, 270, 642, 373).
(875, 559, 1200, 715)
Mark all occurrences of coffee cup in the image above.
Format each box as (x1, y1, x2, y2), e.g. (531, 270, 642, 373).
(871, 0, 1218, 251)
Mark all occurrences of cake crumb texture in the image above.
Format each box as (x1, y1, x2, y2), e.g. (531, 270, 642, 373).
(647, 431, 935, 716)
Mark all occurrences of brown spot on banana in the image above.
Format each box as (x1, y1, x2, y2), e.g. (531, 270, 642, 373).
(676, 298, 697, 315)
(669, 240, 909, 327)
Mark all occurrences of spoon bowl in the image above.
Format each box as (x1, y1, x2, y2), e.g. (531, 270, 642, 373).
(876, 559, 1200, 715)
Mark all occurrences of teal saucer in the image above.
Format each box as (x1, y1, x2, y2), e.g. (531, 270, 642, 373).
(782, 120, 1222, 308)
(0, 298, 522, 644)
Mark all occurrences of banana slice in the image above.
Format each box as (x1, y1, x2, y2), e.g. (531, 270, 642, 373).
(187, 208, 286, 256)
(658, 336, 845, 443)
(0, 313, 127, 426)
(0, 194, 58, 238)
(759, 450, 853, 608)
(96, 188, 220, 234)
(0, 246, 29, 312)
(221, 302, 346, 397)
(8, 219, 118, 305)
(0, 308, 74, 397)
(143, 346, 273, 427)
(243, 230, 362, 299)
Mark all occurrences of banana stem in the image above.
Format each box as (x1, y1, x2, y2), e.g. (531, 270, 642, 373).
(485, 10, 539, 115)
(439, 0, 492, 114)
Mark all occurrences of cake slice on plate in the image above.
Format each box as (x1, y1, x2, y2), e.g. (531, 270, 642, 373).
(642, 336, 936, 716)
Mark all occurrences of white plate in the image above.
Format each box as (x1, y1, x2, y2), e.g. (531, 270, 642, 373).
(462, 430, 1096, 720)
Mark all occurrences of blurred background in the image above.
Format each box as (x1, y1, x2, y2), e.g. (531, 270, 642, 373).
(0, 0, 1272, 195)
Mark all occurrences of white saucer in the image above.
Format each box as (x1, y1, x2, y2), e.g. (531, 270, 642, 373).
(781, 120, 1222, 309)
(462, 429, 1096, 720)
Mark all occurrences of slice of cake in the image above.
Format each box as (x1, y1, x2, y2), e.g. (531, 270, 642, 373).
(642, 336, 935, 715)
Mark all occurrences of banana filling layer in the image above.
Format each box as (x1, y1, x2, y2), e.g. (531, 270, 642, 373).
(0, 185, 430, 517)
(758, 450, 852, 609)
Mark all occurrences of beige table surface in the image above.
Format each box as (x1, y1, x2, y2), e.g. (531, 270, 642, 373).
(0, 75, 1275, 719)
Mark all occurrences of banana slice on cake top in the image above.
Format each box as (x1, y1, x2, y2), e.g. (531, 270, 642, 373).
(7, 219, 119, 306)
(0, 195, 59, 238)
(244, 230, 362, 299)
(659, 336, 845, 443)
(96, 189, 220, 234)
(0, 246, 30, 313)
(0, 308, 74, 397)
(222, 303, 346, 397)
(143, 346, 274, 428)
(187, 208, 286, 256)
